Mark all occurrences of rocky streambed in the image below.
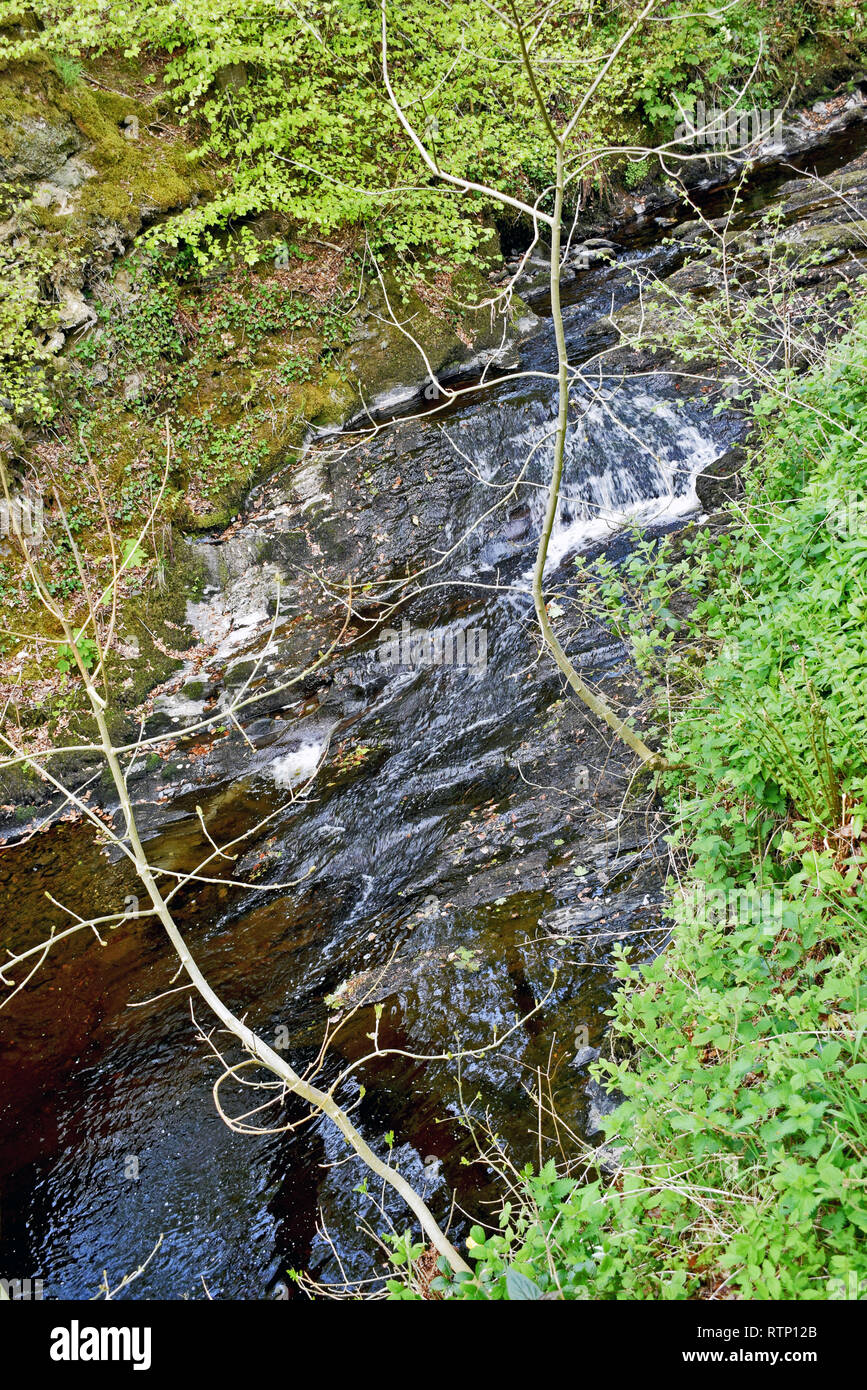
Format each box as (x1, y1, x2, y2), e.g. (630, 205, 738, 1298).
(1, 118, 867, 1298)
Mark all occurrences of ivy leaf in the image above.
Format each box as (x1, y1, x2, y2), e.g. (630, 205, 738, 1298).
(122, 537, 147, 568)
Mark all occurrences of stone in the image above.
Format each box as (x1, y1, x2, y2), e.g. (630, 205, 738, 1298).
(586, 1077, 621, 1135)
(695, 446, 747, 511)
(123, 372, 145, 403)
(42, 331, 66, 355)
(46, 155, 97, 191)
(56, 286, 97, 332)
(671, 219, 705, 240)
(573, 1045, 600, 1068)
(0, 114, 79, 181)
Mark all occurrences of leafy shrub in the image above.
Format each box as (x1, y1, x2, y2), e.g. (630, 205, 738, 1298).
(3, 1, 858, 268)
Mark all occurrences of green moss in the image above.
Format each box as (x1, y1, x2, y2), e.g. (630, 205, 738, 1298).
(0, 56, 211, 233)
(786, 220, 867, 252)
(304, 369, 356, 430)
(342, 264, 519, 406)
(60, 84, 211, 230)
(102, 532, 205, 740)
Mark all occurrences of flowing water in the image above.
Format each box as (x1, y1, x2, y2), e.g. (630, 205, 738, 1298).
(1, 129, 864, 1298)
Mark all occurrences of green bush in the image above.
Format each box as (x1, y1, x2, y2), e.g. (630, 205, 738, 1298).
(4, 1, 861, 268)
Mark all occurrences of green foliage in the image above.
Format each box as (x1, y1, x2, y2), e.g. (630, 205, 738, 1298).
(172, 410, 267, 501)
(624, 157, 651, 188)
(56, 634, 98, 674)
(277, 349, 315, 384)
(51, 52, 82, 87)
(0, 187, 59, 427)
(2, 0, 863, 434)
(4, 1, 858, 268)
(667, 310, 867, 861)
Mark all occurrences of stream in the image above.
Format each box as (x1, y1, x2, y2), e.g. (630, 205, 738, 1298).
(1, 126, 865, 1298)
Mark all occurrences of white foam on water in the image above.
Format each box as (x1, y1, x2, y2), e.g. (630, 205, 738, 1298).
(270, 737, 329, 789)
(466, 386, 722, 572)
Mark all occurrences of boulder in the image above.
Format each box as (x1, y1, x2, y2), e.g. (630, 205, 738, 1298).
(56, 286, 97, 332)
(695, 446, 747, 511)
(0, 114, 79, 181)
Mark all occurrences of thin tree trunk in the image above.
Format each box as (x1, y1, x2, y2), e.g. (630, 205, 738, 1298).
(530, 144, 665, 769)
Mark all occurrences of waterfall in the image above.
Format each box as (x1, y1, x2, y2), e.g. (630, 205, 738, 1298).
(443, 382, 721, 572)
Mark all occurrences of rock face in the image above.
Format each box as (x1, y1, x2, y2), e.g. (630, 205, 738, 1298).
(0, 115, 78, 184)
(0, 58, 212, 430)
(608, 97, 867, 226)
(695, 446, 747, 512)
(342, 266, 539, 420)
(56, 285, 97, 332)
(512, 241, 621, 299)
(487, 99, 867, 312)
(585, 145, 867, 387)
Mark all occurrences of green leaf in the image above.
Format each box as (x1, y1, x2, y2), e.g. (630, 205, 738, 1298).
(505, 1268, 544, 1300)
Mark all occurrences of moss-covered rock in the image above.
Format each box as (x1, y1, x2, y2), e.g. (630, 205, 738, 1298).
(0, 58, 535, 780)
(343, 265, 533, 413)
